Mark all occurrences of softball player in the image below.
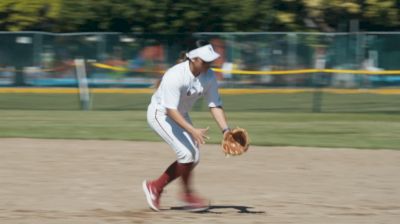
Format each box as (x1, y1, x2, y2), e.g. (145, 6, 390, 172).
(143, 40, 230, 212)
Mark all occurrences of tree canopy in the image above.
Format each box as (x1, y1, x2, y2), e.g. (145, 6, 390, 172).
(0, 0, 399, 32)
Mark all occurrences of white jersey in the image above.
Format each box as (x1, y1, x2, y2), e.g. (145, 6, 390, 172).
(149, 60, 222, 115)
(147, 60, 222, 163)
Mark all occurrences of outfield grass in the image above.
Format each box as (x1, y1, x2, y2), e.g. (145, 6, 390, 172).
(1, 110, 399, 149)
(1, 92, 399, 113)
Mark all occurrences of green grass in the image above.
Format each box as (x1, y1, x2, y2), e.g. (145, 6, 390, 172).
(1, 92, 399, 113)
(1, 110, 400, 150)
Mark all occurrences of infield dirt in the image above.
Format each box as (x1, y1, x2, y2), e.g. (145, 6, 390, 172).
(0, 138, 399, 223)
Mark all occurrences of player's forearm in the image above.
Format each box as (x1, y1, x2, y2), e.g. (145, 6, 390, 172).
(210, 107, 229, 131)
(166, 108, 195, 133)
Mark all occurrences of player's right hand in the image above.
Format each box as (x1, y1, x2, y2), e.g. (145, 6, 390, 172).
(190, 127, 210, 145)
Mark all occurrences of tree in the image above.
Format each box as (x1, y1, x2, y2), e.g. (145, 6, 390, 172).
(0, 0, 61, 31)
(362, 0, 399, 30)
(1, 0, 400, 33)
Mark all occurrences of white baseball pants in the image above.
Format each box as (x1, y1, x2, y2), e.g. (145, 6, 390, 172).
(147, 105, 200, 164)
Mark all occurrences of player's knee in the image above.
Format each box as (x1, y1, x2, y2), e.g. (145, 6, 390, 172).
(177, 151, 196, 163)
(193, 151, 200, 164)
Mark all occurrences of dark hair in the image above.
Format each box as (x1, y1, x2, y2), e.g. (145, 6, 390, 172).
(176, 39, 210, 63)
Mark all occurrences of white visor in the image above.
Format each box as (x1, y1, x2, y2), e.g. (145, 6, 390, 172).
(186, 44, 220, 62)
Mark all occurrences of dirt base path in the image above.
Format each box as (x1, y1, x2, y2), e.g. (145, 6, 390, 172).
(0, 138, 399, 223)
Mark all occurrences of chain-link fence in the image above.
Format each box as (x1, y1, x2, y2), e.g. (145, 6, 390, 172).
(0, 32, 399, 112)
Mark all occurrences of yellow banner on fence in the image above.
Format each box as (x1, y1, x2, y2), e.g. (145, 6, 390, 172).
(2, 62, 400, 75)
(90, 62, 400, 76)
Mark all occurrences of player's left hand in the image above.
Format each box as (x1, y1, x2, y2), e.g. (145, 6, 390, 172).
(221, 127, 250, 156)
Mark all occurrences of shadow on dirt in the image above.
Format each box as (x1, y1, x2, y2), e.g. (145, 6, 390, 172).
(170, 205, 266, 214)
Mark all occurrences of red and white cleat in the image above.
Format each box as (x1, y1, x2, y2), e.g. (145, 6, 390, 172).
(181, 193, 209, 212)
(142, 180, 162, 211)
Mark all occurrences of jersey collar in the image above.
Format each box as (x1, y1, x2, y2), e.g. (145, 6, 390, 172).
(185, 60, 197, 78)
